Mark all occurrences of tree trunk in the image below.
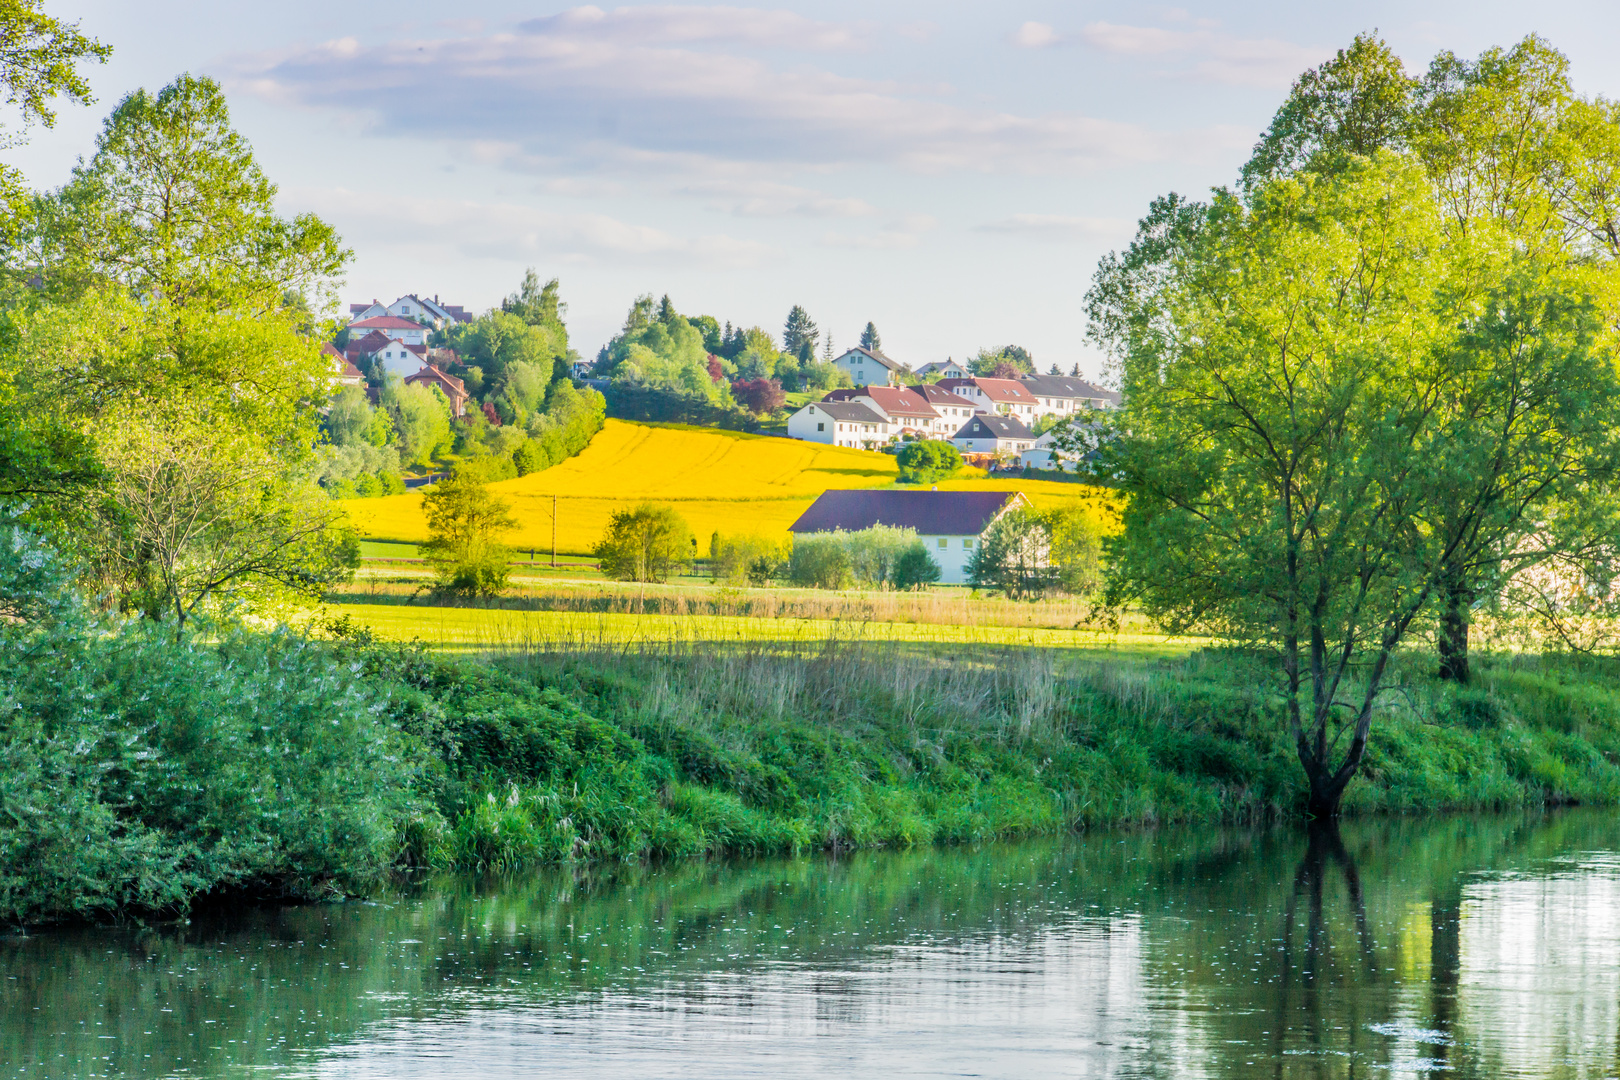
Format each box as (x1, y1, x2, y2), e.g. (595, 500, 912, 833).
(1437, 573, 1471, 683)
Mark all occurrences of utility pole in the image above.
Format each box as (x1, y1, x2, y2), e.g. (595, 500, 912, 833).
(551, 495, 558, 568)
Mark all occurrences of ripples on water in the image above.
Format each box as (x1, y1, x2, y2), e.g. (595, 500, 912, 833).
(4, 812, 1619, 1078)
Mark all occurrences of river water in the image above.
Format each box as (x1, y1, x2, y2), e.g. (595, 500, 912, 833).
(5, 811, 1620, 1078)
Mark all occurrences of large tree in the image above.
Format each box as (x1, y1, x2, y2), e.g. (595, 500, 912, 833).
(1089, 154, 1620, 815)
(782, 305, 818, 362)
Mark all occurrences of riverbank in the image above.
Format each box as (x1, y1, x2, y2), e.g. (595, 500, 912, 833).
(10, 593, 1620, 927)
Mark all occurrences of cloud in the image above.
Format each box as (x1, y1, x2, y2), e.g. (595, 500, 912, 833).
(821, 213, 936, 250)
(231, 10, 1233, 178)
(517, 5, 873, 51)
(283, 187, 775, 268)
(976, 213, 1134, 244)
(676, 179, 876, 218)
(1010, 22, 1061, 49)
(1078, 21, 1331, 88)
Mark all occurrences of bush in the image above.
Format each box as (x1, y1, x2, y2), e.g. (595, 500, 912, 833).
(967, 506, 1053, 599)
(731, 377, 786, 415)
(710, 533, 786, 586)
(594, 503, 694, 582)
(512, 440, 545, 475)
(420, 472, 518, 597)
(789, 526, 919, 589)
(897, 440, 963, 484)
(788, 534, 853, 589)
(892, 544, 941, 590)
(1045, 503, 1101, 596)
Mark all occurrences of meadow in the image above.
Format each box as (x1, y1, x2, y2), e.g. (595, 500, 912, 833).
(341, 420, 1116, 551)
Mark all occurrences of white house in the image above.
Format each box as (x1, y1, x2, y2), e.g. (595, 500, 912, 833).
(1019, 431, 1077, 471)
(821, 385, 938, 436)
(348, 315, 428, 348)
(953, 413, 1036, 455)
(938, 377, 1042, 422)
(1017, 374, 1121, 419)
(786, 400, 893, 448)
(912, 384, 981, 435)
(349, 295, 472, 330)
(916, 358, 969, 381)
(831, 346, 908, 387)
(790, 489, 1031, 585)
(375, 339, 428, 377)
(322, 343, 366, 389)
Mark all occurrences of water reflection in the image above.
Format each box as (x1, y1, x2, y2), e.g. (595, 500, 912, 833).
(2, 812, 1618, 1078)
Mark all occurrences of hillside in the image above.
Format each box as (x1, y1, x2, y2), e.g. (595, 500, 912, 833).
(342, 419, 1112, 553)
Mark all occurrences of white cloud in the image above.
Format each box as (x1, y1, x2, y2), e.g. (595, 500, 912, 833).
(518, 5, 873, 51)
(677, 179, 876, 218)
(821, 213, 937, 250)
(283, 187, 775, 268)
(1078, 21, 1331, 88)
(1010, 22, 1061, 49)
(976, 213, 1134, 244)
(231, 15, 1231, 178)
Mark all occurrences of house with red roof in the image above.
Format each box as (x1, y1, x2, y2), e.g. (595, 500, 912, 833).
(347, 315, 428, 347)
(404, 364, 469, 418)
(322, 343, 366, 389)
(938, 377, 1041, 422)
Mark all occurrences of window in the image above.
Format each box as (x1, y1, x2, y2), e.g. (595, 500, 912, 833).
(817, 422, 825, 432)
(937, 538, 948, 549)
(963, 538, 975, 549)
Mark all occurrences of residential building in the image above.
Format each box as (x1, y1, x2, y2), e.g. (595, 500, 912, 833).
(790, 489, 1030, 585)
(952, 413, 1036, 455)
(1018, 373, 1121, 417)
(786, 400, 892, 448)
(349, 295, 472, 329)
(1019, 431, 1076, 471)
(822, 385, 937, 436)
(373, 339, 428, 377)
(830, 346, 908, 387)
(912, 384, 981, 434)
(347, 315, 428, 348)
(916, 358, 969, 381)
(404, 364, 470, 418)
(938, 377, 1041, 422)
(322, 343, 366, 389)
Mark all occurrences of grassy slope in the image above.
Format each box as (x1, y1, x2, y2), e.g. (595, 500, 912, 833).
(341, 420, 1114, 552)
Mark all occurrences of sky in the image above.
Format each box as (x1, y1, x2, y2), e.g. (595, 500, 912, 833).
(10, 1, 1620, 377)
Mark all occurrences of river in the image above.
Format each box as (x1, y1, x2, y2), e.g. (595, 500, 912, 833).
(4, 811, 1618, 1077)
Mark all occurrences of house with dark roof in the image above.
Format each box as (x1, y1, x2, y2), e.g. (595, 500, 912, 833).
(790, 489, 1029, 584)
(831, 346, 908, 387)
(786, 399, 892, 448)
(1017, 374, 1121, 417)
(916, 358, 969, 381)
(952, 413, 1036, 456)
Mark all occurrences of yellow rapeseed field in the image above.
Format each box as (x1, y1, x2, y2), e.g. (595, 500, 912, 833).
(342, 419, 1116, 553)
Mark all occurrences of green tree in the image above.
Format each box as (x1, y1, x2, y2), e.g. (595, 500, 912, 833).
(451, 310, 564, 390)
(783, 305, 819, 362)
(891, 544, 940, 591)
(40, 74, 348, 313)
(1045, 504, 1101, 597)
(859, 321, 881, 352)
(380, 377, 453, 469)
(420, 471, 517, 597)
(594, 503, 693, 583)
(967, 506, 1050, 599)
(968, 345, 1034, 377)
(896, 439, 962, 484)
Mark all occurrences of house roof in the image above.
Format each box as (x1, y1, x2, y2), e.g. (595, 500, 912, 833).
(791, 490, 1020, 536)
(349, 315, 425, 331)
(1019, 374, 1121, 403)
(942, 377, 1035, 403)
(913, 384, 978, 409)
(345, 330, 393, 358)
(955, 414, 1035, 440)
(836, 346, 905, 372)
(916, 360, 965, 374)
(801, 400, 888, 425)
(405, 364, 467, 397)
(823, 385, 937, 418)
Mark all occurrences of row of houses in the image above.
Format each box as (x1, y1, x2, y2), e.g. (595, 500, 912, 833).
(327, 294, 476, 417)
(786, 359, 1119, 465)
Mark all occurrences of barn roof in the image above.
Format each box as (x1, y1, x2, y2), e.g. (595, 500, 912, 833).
(790, 490, 1021, 536)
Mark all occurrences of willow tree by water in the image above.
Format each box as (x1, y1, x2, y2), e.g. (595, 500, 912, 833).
(1090, 153, 1620, 816)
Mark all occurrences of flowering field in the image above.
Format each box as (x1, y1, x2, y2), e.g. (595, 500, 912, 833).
(342, 419, 1114, 552)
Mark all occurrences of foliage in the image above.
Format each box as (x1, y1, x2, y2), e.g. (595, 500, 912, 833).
(730, 377, 785, 415)
(788, 526, 920, 589)
(420, 471, 518, 597)
(859, 321, 881, 352)
(709, 533, 786, 587)
(891, 544, 941, 590)
(450, 310, 565, 390)
(783, 305, 819, 362)
(1045, 503, 1101, 597)
(786, 533, 851, 589)
(968, 345, 1034, 377)
(594, 502, 694, 583)
(36, 74, 348, 313)
(597, 294, 732, 404)
(605, 382, 758, 431)
(967, 506, 1051, 599)
(897, 439, 963, 484)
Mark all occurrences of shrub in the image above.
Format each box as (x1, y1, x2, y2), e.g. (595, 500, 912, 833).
(897, 440, 963, 484)
(789, 526, 921, 589)
(788, 534, 853, 589)
(1045, 503, 1101, 596)
(892, 544, 941, 590)
(512, 440, 546, 475)
(594, 503, 694, 582)
(967, 506, 1052, 599)
(731, 377, 786, 415)
(420, 472, 518, 597)
(710, 533, 786, 586)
